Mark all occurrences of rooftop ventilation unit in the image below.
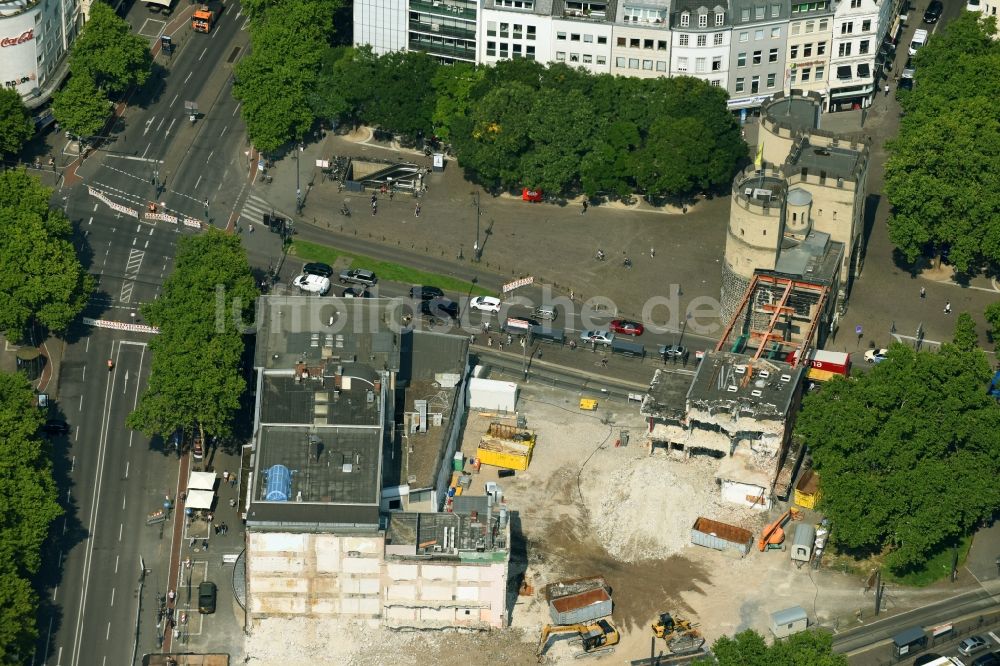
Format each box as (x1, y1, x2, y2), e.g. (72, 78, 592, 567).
(727, 385, 738, 392)
(759, 370, 770, 378)
(734, 365, 747, 374)
(780, 374, 792, 382)
(751, 390, 763, 397)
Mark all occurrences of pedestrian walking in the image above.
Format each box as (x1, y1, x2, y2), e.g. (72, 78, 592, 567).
(190, 536, 196, 548)
(168, 589, 176, 603)
(884, 84, 890, 96)
(372, 201, 377, 216)
(249, 224, 254, 233)
(507, 334, 512, 346)
(650, 247, 655, 258)
(202, 539, 209, 550)
(487, 337, 493, 347)
(415, 203, 421, 217)
(230, 475, 236, 488)
(944, 301, 952, 314)
(222, 522, 228, 535)
(581, 201, 588, 214)
(223, 470, 230, 483)
(601, 358, 608, 368)
(214, 523, 220, 535)
(920, 286, 926, 298)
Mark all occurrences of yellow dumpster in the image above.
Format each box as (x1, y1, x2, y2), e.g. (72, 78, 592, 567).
(579, 398, 598, 411)
(794, 470, 821, 509)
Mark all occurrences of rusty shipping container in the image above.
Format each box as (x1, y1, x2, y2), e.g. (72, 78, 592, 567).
(690, 517, 753, 557)
(544, 576, 613, 625)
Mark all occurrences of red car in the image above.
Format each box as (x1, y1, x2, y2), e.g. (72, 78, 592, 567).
(610, 319, 644, 336)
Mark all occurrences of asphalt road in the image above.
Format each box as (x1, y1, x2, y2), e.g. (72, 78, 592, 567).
(40, 2, 253, 664)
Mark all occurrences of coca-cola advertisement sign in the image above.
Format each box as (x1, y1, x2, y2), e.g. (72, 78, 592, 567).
(1, 30, 34, 48)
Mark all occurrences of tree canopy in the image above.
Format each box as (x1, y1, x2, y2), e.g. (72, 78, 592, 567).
(0, 88, 34, 158)
(52, 73, 110, 141)
(0, 169, 93, 340)
(794, 337, 1000, 573)
(884, 13, 1000, 275)
(0, 371, 62, 661)
(694, 629, 847, 666)
(69, 1, 152, 96)
(127, 230, 257, 445)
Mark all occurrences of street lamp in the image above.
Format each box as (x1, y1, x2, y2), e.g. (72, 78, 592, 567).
(471, 191, 482, 262)
(295, 143, 304, 214)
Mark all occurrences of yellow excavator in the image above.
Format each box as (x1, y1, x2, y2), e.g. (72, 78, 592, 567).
(651, 612, 706, 655)
(537, 619, 619, 660)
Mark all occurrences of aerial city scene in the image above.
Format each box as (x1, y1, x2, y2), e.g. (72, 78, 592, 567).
(0, 0, 998, 664)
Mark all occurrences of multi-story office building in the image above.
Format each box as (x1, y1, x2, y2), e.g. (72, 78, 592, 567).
(609, 0, 672, 77)
(786, 1, 833, 105)
(355, 0, 478, 62)
(727, 0, 790, 110)
(549, 1, 615, 73)
(669, 1, 731, 89)
(827, 0, 897, 110)
(1, 0, 80, 108)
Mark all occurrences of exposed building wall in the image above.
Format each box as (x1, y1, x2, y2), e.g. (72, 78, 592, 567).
(247, 532, 383, 619)
(383, 559, 508, 629)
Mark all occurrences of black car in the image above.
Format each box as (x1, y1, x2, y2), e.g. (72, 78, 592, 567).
(303, 262, 333, 278)
(421, 298, 460, 320)
(341, 286, 370, 298)
(923, 0, 943, 22)
(972, 652, 1000, 666)
(409, 285, 445, 301)
(912, 656, 943, 666)
(198, 581, 217, 614)
(41, 419, 70, 435)
(897, 77, 914, 92)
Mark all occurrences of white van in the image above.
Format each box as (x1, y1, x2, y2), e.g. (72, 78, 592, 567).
(909, 28, 928, 56)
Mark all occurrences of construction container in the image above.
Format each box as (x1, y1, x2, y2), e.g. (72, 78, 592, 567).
(770, 606, 808, 638)
(544, 577, 613, 625)
(476, 423, 536, 471)
(793, 469, 821, 509)
(790, 523, 816, 563)
(690, 517, 754, 557)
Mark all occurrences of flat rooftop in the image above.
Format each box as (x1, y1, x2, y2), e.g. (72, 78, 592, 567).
(259, 365, 382, 426)
(641, 368, 694, 422)
(687, 352, 803, 421)
(773, 231, 844, 284)
(763, 94, 821, 134)
(786, 139, 865, 183)
(385, 498, 508, 559)
(254, 296, 403, 372)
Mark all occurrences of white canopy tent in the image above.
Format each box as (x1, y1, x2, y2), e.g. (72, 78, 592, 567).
(188, 471, 217, 491)
(186, 489, 214, 510)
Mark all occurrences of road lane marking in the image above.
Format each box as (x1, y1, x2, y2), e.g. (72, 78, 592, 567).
(143, 116, 155, 137)
(141, 142, 151, 159)
(165, 117, 176, 137)
(199, 47, 207, 60)
(220, 124, 228, 137)
(195, 174, 202, 189)
(232, 102, 240, 117)
(184, 71, 192, 84)
(118, 523, 123, 542)
(105, 621, 110, 640)
(170, 93, 178, 108)
(79, 395, 83, 411)
(156, 117, 165, 132)
(110, 587, 115, 607)
(207, 150, 214, 162)
(114, 555, 119, 574)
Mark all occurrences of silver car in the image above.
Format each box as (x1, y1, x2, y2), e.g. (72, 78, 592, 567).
(579, 330, 615, 346)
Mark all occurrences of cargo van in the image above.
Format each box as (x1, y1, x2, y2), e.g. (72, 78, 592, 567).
(908, 28, 927, 56)
(611, 338, 645, 358)
(529, 325, 565, 345)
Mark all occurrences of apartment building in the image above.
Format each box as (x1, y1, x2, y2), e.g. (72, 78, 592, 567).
(827, 0, 898, 110)
(355, 0, 479, 62)
(786, 2, 833, 105)
(727, 0, 790, 110)
(1, 0, 81, 108)
(609, 0, 673, 78)
(669, 1, 731, 89)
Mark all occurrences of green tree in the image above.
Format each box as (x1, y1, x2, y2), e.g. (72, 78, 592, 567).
(0, 169, 94, 339)
(0, 371, 62, 661)
(368, 51, 439, 138)
(520, 88, 597, 194)
(69, 1, 152, 95)
(430, 62, 484, 142)
(696, 629, 847, 666)
(51, 73, 109, 142)
(795, 343, 1000, 573)
(128, 230, 257, 444)
(0, 88, 34, 158)
(985, 301, 1000, 342)
(953, 312, 979, 351)
(456, 82, 535, 190)
(885, 12, 1000, 273)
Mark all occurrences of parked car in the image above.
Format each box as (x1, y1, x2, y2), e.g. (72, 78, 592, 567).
(902, 57, 915, 79)
(292, 273, 331, 295)
(339, 269, 378, 286)
(913, 655, 945, 666)
(198, 581, 217, 614)
(959, 636, 989, 657)
(967, 0, 982, 10)
(923, 0, 943, 22)
(341, 286, 370, 298)
(864, 348, 889, 363)
(470, 296, 502, 313)
(409, 285, 444, 301)
(909, 28, 928, 56)
(659, 344, 687, 358)
(41, 419, 70, 435)
(609, 319, 644, 336)
(579, 330, 615, 346)
(303, 262, 333, 278)
(972, 652, 1000, 666)
(421, 298, 460, 321)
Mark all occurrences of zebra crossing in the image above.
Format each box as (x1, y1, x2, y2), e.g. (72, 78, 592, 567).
(239, 194, 285, 228)
(119, 248, 145, 304)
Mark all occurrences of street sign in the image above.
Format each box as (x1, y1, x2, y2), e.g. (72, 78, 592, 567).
(315, 159, 329, 168)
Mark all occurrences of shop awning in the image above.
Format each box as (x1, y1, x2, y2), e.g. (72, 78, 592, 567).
(188, 471, 217, 491)
(186, 489, 214, 510)
(836, 66, 852, 80)
(857, 63, 871, 78)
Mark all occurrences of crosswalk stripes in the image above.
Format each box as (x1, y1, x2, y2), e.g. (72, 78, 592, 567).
(239, 194, 285, 227)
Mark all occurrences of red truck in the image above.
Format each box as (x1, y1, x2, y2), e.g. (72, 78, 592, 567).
(789, 349, 851, 381)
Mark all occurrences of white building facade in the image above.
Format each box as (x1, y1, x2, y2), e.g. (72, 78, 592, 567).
(670, 2, 732, 89)
(827, 0, 893, 110)
(609, 0, 673, 78)
(1, 0, 80, 108)
(786, 2, 833, 104)
(727, 0, 790, 110)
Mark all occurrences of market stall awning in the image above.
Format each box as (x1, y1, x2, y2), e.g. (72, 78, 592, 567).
(186, 489, 214, 510)
(188, 471, 217, 491)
